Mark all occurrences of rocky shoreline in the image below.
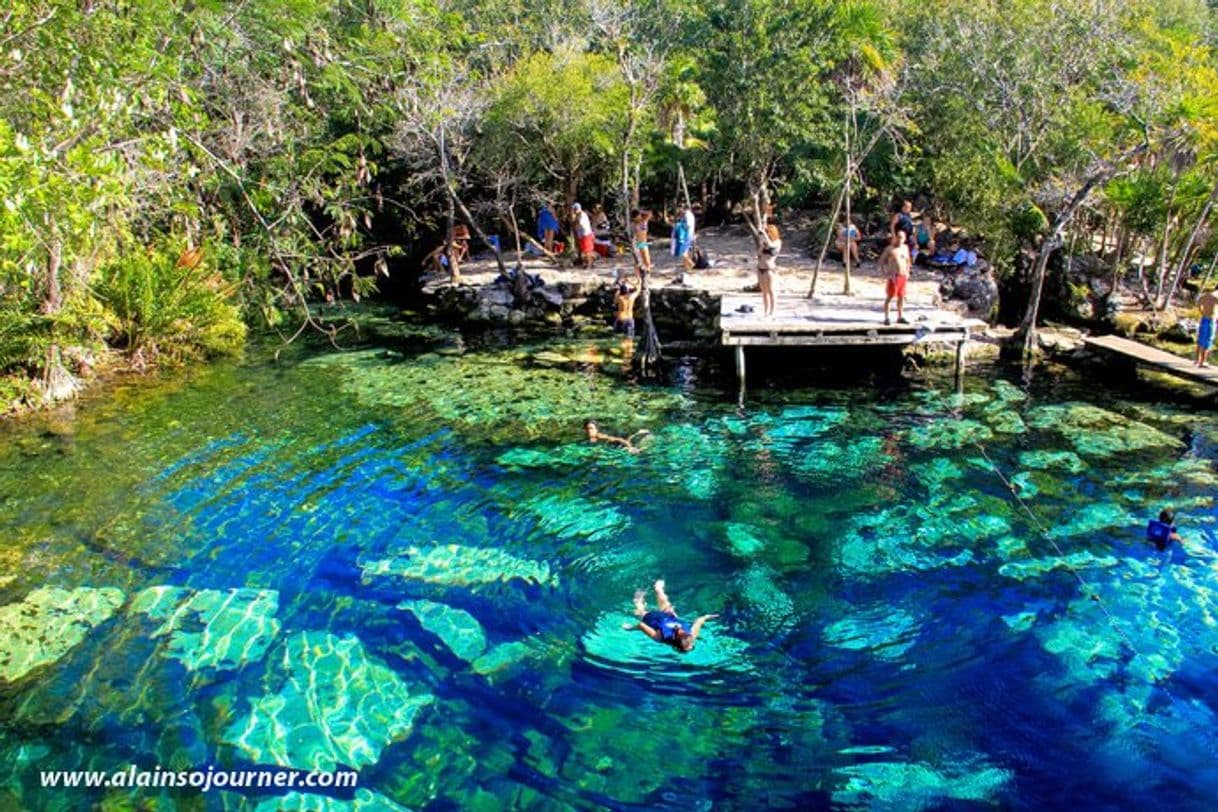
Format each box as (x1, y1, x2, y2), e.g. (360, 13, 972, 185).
(421, 277, 724, 343)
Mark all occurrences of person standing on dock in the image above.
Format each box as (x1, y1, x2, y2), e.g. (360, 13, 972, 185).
(1195, 288, 1216, 367)
(881, 230, 911, 325)
(750, 222, 781, 318)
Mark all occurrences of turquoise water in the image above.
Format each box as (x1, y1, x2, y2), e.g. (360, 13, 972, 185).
(2, 335, 1218, 810)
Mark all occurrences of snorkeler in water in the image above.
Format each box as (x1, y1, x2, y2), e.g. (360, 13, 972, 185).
(584, 419, 650, 454)
(1147, 507, 1184, 552)
(621, 580, 718, 653)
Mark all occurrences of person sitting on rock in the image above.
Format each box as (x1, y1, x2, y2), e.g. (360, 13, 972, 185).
(590, 203, 612, 238)
(836, 219, 860, 267)
(915, 217, 937, 258)
(621, 580, 718, 653)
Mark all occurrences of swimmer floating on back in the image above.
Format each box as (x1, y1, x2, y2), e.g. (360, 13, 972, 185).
(622, 579, 718, 653)
(584, 419, 650, 454)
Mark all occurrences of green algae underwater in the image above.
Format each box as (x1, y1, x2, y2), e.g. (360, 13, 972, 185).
(3, 335, 1218, 811)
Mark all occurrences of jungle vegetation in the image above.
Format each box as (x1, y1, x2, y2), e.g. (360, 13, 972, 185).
(2, 0, 1217, 406)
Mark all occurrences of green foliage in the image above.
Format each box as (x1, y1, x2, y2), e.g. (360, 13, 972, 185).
(480, 48, 629, 195)
(93, 245, 246, 364)
(1010, 203, 1050, 242)
(3, 0, 1218, 405)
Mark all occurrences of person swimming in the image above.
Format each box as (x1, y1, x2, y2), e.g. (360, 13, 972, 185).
(584, 419, 650, 454)
(1147, 507, 1184, 552)
(621, 579, 718, 653)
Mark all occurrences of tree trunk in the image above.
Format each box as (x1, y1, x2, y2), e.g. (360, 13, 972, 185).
(1108, 222, 1126, 300)
(505, 201, 530, 306)
(448, 188, 507, 277)
(41, 238, 63, 314)
(1162, 178, 1218, 310)
(621, 148, 632, 264)
(1199, 251, 1218, 293)
(1153, 167, 1182, 307)
(1021, 144, 1148, 360)
(437, 123, 506, 281)
(842, 108, 854, 296)
(809, 183, 847, 297)
(439, 124, 459, 284)
(676, 161, 692, 210)
(565, 173, 579, 210)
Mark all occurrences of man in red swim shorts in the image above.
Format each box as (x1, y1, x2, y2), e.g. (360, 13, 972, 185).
(882, 230, 912, 326)
(571, 202, 596, 268)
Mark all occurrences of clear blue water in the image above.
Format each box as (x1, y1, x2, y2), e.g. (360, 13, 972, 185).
(2, 336, 1218, 810)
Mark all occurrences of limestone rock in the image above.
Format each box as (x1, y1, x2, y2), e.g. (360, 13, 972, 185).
(223, 631, 434, 772)
(480, 288, 514, 308)
(361, 544, 558, 588)
(0, 587, 125, 682)
(129, 586, 280, 672)
(398, 600, 487, 662)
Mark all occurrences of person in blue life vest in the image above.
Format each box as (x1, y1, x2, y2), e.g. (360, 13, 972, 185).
(1147, 507, 1184, 552)
(622, 580, 719, 653)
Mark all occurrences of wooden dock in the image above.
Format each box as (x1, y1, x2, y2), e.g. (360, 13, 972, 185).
(1083, 334, 1218, 388)
(720, 294, 987, 387)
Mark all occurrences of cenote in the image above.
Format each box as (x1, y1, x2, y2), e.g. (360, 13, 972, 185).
(3, 330, 1218, 811)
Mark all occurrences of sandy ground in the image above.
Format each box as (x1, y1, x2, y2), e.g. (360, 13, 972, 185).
(442, 225, 945, 308)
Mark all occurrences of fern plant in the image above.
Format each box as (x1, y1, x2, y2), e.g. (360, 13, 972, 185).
(93, 244, 246, 365)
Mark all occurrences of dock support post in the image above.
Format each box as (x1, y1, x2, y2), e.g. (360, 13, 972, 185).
(735, 344, 746, 402)
(955, 339, 967, 393)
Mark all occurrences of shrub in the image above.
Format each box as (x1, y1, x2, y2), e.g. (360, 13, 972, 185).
(93, 244, 247, 364)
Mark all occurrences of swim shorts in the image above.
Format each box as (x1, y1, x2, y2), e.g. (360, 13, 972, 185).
(578, 234, 595, 255)
(1199, 316, 1214, 349)
(614, 318, 635, 338)
(886, 275, 908, 298)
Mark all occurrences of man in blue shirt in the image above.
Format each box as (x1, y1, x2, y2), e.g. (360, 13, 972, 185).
(537, 203, 561, 252)
(1147, 507, 1183, 551)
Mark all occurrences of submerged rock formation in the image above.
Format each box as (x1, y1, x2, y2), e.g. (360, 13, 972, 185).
(223, 631, 434, 772)
(0, 586, 125, 682)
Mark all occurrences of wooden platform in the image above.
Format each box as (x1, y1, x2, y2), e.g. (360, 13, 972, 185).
(720, 294, 985, 346)
(720, 294, 986, 392)
(1083, 334, 1218, 388)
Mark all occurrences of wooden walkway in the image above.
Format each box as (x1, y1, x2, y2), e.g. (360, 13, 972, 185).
(1083, 334, 1218, 388)
(720, 294, 987, 387)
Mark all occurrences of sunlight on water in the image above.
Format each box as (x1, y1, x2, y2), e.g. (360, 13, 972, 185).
(2, 339, 1217, 809)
